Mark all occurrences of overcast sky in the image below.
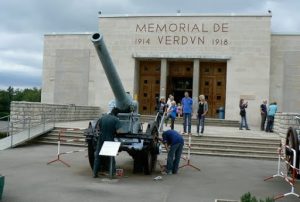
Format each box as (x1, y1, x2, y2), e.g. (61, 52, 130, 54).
(0, 0, 299, 90)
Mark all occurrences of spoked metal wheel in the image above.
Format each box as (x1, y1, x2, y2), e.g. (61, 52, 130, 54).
(86, 120, 111, 172)
(143, 121, 159, 175)
(285, 127, 300, 178)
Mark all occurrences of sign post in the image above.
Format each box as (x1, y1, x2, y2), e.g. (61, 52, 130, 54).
(100, 141, 121, 179)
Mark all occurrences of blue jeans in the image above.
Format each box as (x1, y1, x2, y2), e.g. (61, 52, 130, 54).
(240, 116, 249, 129)
(266, 116, 274, 132)
(183, 113, 192, 133)
(197, 115, 205, 133)
(167, 143, 184, 174)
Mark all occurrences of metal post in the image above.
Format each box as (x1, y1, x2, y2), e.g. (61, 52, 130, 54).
(7, 116, 10, 137)
(28, 118, 31, 139)
(43, 113, 45, 131)
(53, 108, 56, 127)
(10, 122, 13, 147)
(109, 156, 113, 179)
(23, 117, 25, 130)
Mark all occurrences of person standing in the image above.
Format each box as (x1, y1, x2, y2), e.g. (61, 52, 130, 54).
(176, 103, 183, 117)
(165, 95, 174, 126)
(266, 102, 277, 132)
(165, 101, 177, 130)
(181, 92, 193, 134)
(161, 130, 184, 174)
(166, 94, 174, 110)
(197, 95, 208, 135)
(239, 99, 250, 130)
(260, 100, 268, 131)
(93, 108, 122, 178)
(156, 97, 167, 128)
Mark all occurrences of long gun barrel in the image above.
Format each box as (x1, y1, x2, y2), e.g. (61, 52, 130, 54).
(91, 33, 134, 111)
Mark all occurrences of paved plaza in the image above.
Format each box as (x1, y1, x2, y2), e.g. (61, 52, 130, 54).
(1, 141, 299, 202)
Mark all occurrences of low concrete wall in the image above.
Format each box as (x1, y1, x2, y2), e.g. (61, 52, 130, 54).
(10, 101, 102, 132)
(274, 112, 300, 137)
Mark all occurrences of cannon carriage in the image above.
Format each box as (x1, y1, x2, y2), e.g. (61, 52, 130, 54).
(84, 33, 160, 175)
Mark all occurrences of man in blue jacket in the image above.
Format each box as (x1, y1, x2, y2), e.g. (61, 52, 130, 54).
(162, 130, 184, 174)
(181, 92, 193, 134)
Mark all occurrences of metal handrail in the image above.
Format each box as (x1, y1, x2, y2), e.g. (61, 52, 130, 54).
(0, 109, 57, 137)
(0, 115, 10, 121)
(295, 116, 300, 126)
(0, 109, 58, 149)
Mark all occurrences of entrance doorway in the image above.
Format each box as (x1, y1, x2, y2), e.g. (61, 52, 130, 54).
(199, 62, 227, 118)
(138, 60, 161, 115)
(167, 61, 193, 104)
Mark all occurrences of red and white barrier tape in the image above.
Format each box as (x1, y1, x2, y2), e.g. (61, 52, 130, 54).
(60, 148, 87, 155)
(264, 144, 300, 200)
(47, 128, 86, 167)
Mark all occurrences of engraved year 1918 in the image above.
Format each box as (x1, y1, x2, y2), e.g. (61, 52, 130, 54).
(212, 38, 228, 46)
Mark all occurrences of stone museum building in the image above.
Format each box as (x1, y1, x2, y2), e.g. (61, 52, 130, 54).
(41, 13, 300, 126)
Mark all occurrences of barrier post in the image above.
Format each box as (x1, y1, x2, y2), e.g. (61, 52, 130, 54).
(264, 145, 300, 200)
(264, 148, 282, 181)
(47, 129, 71, 167)
(47, 128, 87, 167)
(179, 133, 200, 171)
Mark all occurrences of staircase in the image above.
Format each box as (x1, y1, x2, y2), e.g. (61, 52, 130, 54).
(140, 115, 239, 127)
(36, 128, 85, 147)
(181, 134, 279, 160)
(36, 127, 280, 160)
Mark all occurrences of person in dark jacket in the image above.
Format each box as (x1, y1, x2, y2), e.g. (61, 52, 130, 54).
(93, 108, 122, 178)
(197, 94, 208, 135)
(156, 97, 167, 130)
(161, 130, 184, 175)
(239, 99, 250, 130)
(260, 100, 268, 131)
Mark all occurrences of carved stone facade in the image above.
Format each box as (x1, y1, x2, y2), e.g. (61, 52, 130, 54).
(41, 14, 300, 127)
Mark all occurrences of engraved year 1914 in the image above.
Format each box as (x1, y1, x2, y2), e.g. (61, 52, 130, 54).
(135, 38, 150, 45)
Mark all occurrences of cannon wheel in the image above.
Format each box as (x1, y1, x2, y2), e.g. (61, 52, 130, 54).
(143, 121, 159, 175)
(87, 139, 95, 169)
(285, 127, 300, 178)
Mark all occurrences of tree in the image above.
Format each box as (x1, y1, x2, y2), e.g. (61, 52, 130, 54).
(0, 86, 41, 118)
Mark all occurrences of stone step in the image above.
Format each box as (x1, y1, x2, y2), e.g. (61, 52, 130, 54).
(44, 133, 85, 139)
(182, 147, 276, 155)
(185, 142, 277, 151)
(47, 128, 280, 143)
(35, 126, 280, 160)
(39, 135, 277, 152)
(37, 140, 277, 160)
(140, 115, 239, 127)
(183, 138, 280, 146)
(181, 134, 280, 141)
(50, 129, 85, 135)
(37, 140, 85, 147)
(43, 133, 280, 149)
(180, 151, 277, 160)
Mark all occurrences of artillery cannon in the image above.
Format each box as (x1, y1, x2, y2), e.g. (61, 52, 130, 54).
(84, 33, 160, 175)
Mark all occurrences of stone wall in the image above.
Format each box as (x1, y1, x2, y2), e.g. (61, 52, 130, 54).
(42, 14, 272, 126)
(10, 101, 101, 132)
(274, 112, 300, 137)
